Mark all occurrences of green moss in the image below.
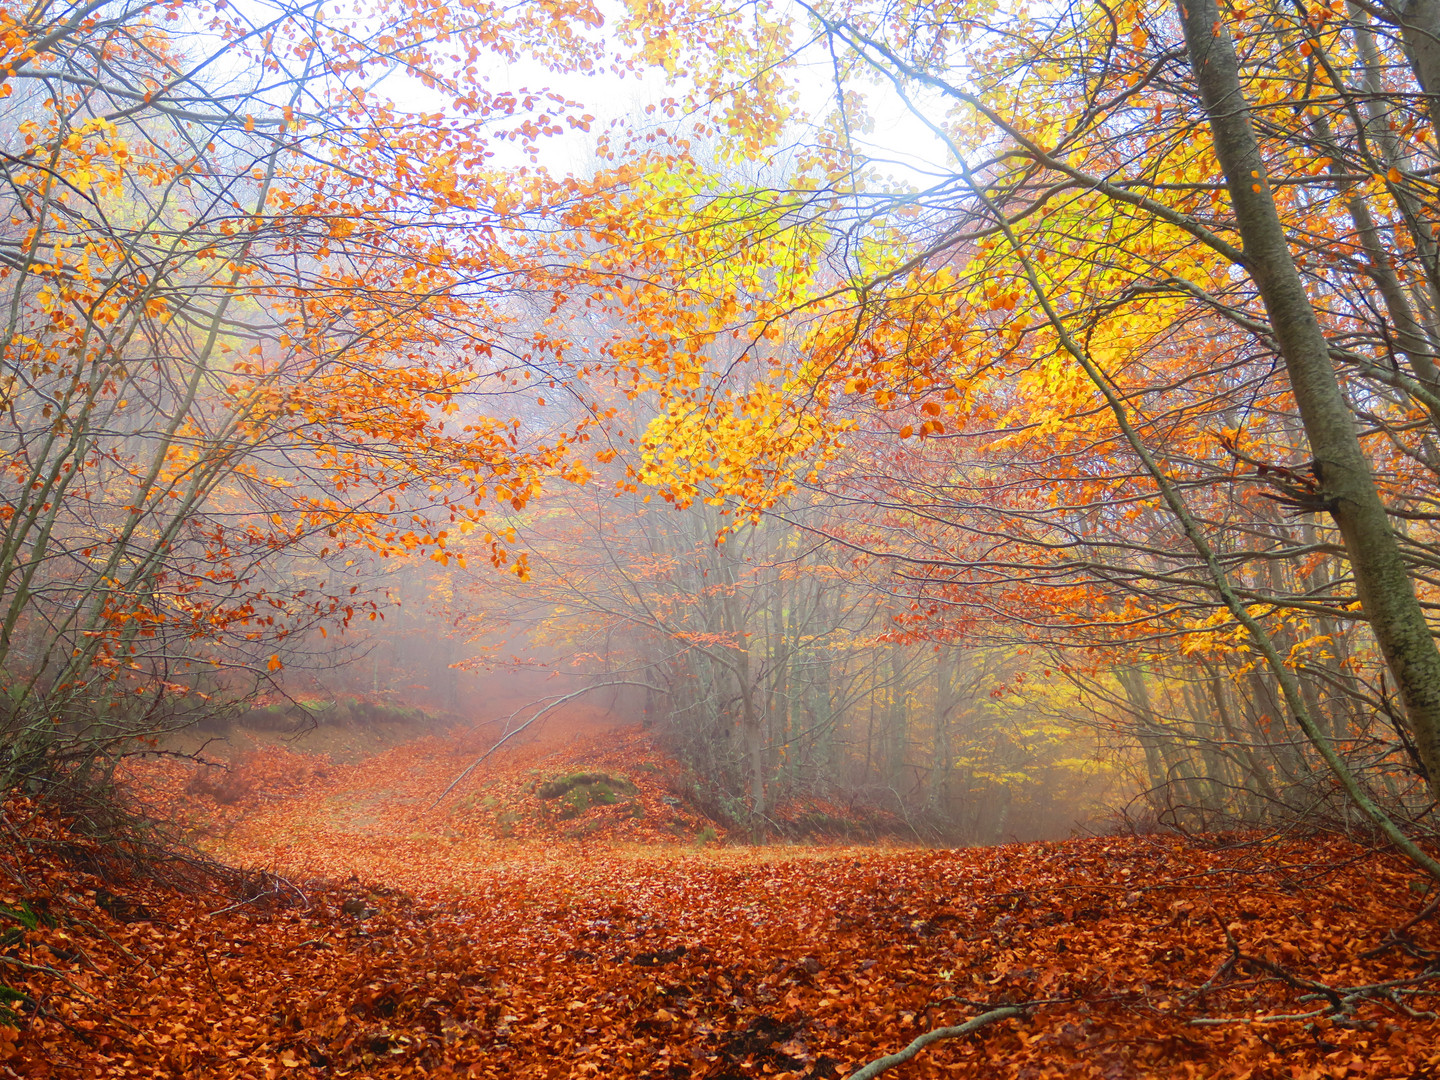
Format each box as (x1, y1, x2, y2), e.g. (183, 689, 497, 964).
(537, 771, 637, 801)
(536, 771, 639, 820)
(0, 901, 39, 931)
(0, 984, 27, 1028)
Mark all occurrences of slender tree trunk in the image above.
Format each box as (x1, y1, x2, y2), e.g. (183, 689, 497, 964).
(929, 648, 956, 823)
(1205, 664, 1281, 817)
(718, 554, 765, 842)
(739, 674, 766, 843)
(1117, 667, 1168, 795)
(1178, 0, 1440, 792)
(886, 648, 908, 790)
(1398, 0, 1440, 151)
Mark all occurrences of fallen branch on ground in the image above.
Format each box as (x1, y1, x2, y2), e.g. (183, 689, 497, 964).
(1189, 925, 1440, 1025)
(1358, 895, 1440, 961)
(841, 1005, 1027, 1080)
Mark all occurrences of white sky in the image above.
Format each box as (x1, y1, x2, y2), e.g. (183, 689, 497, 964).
(346, 0, 956, 184)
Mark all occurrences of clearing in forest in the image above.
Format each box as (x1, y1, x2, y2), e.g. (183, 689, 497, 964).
(2, 720, 1438, 1079)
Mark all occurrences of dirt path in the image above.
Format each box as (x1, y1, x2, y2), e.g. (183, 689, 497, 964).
(163, 717, 722, 893)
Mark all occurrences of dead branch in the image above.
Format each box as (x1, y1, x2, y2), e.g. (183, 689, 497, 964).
(206, 870, 308, 917)
(428, 679, 666, 810)
(841, 1005, 1026, 1080)
(1358, 895, 1440, 959)
(1189, 926, 1440, 1025)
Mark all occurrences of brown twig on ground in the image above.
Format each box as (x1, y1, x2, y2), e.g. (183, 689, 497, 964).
(0, 956, 140, 1034)
(199, 941, 223, 1001)
(66, 917, 152, 974)
(206, 870, 309, 917)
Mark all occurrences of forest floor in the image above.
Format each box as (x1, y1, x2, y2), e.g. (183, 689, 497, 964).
(1, 708, 1438, 1078)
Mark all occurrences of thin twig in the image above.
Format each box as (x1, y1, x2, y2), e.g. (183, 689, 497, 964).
(67, 917, 152, 973)
(199, 941, 223, 1000)
(1189, 927, 1440, 1025)
(429, 680, 665, 810)
(0, 955, 139, 1032)
(1190, 1007, 1331, 1025)
(1359, 895, 1440, 959)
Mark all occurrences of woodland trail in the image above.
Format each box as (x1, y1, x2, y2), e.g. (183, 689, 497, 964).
(178, 709, 739, 891)
(3, 720, 1440, 1078)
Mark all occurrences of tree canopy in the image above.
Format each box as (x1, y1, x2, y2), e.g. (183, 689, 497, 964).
(2, 0, 1440, 854)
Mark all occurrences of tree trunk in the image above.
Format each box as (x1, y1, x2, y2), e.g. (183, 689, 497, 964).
(1398, 0, 1440, 152)
(1117, 667, 1168, 795)
(1178, 0, 1440, 792)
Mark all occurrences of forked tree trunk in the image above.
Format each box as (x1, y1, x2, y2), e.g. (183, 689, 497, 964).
(1177, 0, 1440, 794)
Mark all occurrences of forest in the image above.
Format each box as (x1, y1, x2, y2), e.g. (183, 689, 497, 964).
(1, 0, 1440, 1074)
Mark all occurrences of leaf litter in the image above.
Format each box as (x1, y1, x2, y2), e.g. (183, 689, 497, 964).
(2, 721, 1438, 1078)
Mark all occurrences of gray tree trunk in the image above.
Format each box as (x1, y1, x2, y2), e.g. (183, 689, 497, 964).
(1398, 0, 1440, 150)
(1178, 0, 1440, 793)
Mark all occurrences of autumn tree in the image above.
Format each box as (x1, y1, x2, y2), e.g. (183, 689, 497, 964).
(0, 0, 628, 801)
(539, 0, 1440, 860)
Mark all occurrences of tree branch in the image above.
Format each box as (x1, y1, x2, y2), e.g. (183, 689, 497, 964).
(841, 1006, 1026, 1080)
(429, 679, 667, 809)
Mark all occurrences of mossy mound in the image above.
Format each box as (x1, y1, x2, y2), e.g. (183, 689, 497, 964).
(536, 772, 638, 820)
